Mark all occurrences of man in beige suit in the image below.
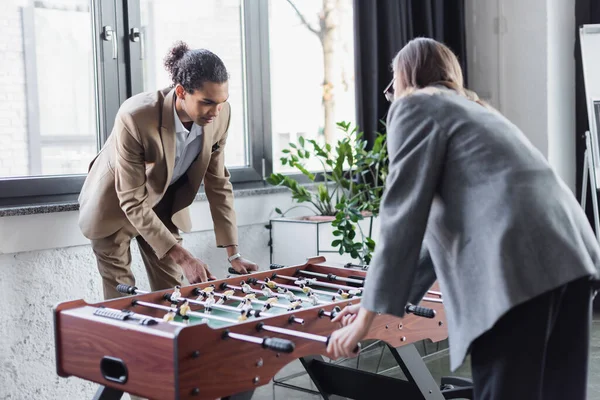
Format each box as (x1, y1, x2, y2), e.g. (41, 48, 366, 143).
(79, 41, 258, 301)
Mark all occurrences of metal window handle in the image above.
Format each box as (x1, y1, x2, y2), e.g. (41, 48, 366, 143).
(129, 27, 144, 60)
(102, 25, 117, 60)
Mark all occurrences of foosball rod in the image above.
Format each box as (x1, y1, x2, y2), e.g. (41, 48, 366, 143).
(133, 300, 241, 324)
(222, 331, 295, 354)
(296, 269, 365, 286)
(223, 282, 328, 307)
(118, 284, 282, 321)
(93, 307, 187, 327)
(193, 287, 294, 311)
(171, 295, 273, 318)
(132, 300, 297, 353)
(273, 273, 362, 293)
(256, 322, 361, 354)
(248, 278, 338, 301)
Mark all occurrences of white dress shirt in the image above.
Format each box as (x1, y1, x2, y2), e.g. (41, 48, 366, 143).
(170, 97, 204, 185)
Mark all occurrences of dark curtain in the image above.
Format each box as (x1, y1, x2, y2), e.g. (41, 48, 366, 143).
(576, 0, 600, 225)
(353, 0, 467, 145)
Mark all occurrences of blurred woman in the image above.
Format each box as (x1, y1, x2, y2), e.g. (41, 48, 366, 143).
(327, 37, 599, 400)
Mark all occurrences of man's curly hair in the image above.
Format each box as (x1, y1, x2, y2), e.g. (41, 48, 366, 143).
(163, 40, 229, 92)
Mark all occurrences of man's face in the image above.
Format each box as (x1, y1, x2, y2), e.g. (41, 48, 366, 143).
(176, 81, 229, 126)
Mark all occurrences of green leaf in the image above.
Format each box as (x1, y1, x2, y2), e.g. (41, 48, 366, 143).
(332, 239, 342, 247)
(298, 136, 305, 147)
(275, 207, 283, 215)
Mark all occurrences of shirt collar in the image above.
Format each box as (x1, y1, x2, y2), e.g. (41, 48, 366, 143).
(173, 96, 190, 134)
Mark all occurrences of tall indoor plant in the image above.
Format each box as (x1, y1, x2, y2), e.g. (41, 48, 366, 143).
(267, 121, 388, 264)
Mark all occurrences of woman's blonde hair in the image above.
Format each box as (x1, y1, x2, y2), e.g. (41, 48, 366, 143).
(392, 37, 490, 108)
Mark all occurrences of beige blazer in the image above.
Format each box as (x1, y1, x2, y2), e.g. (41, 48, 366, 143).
(78, 88, 237, 259)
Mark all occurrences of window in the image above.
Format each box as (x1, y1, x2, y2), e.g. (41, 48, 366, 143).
(138, 0, 248, 168)
(0, 0, 355, 204)
(268, 0, 355, 173)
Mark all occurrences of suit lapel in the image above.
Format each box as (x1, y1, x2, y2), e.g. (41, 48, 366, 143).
(160, 89, 177, 196)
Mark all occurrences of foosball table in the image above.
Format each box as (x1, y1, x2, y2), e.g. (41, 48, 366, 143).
(54, 256, 472, 400)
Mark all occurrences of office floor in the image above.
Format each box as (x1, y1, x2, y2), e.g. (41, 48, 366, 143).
(246, 313, 600, 400)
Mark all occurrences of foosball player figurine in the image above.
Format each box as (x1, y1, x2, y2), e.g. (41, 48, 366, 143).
(240, 281, 252, 294)
(163, 309, 176, 322)
(294, 277, 316, 286)
(307, 292, 320, 306)
(287, 299, 303, 311)
(261, 284, 277, 298)
(237, 294, 254, 309)
(261, 297, 278, 312)
(217, 289, 235, 305)
(264, 277, 278, 289)
(279, 287, 298, 302)
(179, 300, 191, 324)
(237, 307, 253, 322)
(204, 292, 216, 309)
(169, 285, 182, 307)
(299, 283, 314, 296)
(336, 289, 353, 299)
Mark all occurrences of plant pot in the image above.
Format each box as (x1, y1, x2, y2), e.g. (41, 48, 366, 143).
(269, 215, 380, 266)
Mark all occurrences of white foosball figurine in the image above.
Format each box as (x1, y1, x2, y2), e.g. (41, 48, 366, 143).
(204, 293, 216, 309)
(240, 281, 252, 294)
(261, 285, 277, 298)
(237, 294, 255, 309)
(294, 277, 317, 286)
(170, 285, 182, 307)
(307, 293, 320, 306)
(280, 288, 298, 302)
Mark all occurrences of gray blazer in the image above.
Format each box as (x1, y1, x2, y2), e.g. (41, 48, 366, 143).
(362, 86, 600, 371)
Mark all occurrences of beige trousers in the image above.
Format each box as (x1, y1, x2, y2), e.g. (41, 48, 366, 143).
(90, 187, 184, 300)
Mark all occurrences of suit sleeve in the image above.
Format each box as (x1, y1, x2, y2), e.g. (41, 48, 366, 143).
(407, 244, 437, 304)
(361, 96, 445, 317)
(114, 113, 178, 259)
(204, 104, 238, 247)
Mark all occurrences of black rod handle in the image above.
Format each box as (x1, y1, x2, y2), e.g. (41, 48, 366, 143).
(116, 284, 137, 295)
(405, 304, 436, 319)
(228, 267, 243, 275)
(270, 263, 286, 270)
(262, 337, 295, 353)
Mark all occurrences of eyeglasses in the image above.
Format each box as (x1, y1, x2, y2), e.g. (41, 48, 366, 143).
(383, 78, 395, 102)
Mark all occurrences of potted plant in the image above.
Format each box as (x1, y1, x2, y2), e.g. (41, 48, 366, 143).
(266, 121, 388, 266)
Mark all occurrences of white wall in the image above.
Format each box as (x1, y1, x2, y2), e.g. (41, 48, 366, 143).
(0, 192, 299, 400)
(465, 0, 576, 191)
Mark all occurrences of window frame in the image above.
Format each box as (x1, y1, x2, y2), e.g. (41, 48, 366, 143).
(0, 0, 124, 203)
(0, 0, 346, 206)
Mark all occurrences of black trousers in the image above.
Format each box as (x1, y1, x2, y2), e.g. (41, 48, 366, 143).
(470, 276, 594, 400)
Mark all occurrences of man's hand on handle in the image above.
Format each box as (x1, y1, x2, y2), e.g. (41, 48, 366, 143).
(167, 244, 215, 284)
(230, 257, 259, 275)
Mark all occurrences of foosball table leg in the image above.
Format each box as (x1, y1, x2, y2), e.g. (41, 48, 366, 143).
(292, 343, 471, 400)
(91, 385, 123, 400)
(388, 344, 446, 399)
